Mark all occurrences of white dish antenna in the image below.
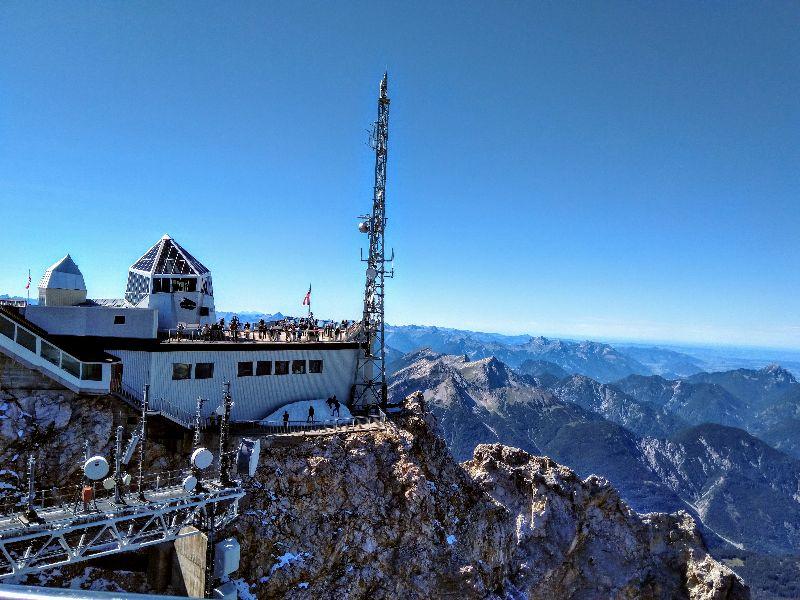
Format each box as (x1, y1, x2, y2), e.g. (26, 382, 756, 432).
(83, 456, 110, 481)
(191, 447, 213, 470)
(182, 475, 197, 493)
(366, 267, 377, 281)
(102, 477, 115, 491)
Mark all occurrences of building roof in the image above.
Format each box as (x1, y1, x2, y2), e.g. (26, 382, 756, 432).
(130, 234, 210, 276)
(38, 254, 86, 291)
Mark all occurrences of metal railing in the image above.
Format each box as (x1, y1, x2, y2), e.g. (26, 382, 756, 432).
(239, 408, 387, 437)
(0, 466, 224, 520)
(115, 383, 200, 430)
(0, 311, 108, 389)
(164, 321, 361, 343)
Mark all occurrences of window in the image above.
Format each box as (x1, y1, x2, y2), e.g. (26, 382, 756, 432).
(15, 327, 36, 353)
(292, 360, 306, 374)
(62, 354, 81, 378)
(256, 361, 272, 376)
(0, 315, 14, 339)
(274, 361, 289, 375)
(152, 278, 168, 293)
(199, 307, 210, 317)
(237, 361, 253, 377)
(309, 360, 323, 374)
(195, 363, 214, 379)
(172, 363, 191, 380)
(171, 278, 197, 293)
(114, 315, 126, 325)
(81, 363, 103, 381)
(40, 341, 61, 366)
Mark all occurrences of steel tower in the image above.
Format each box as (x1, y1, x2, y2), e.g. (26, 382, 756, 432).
(353, 73, 394, 411)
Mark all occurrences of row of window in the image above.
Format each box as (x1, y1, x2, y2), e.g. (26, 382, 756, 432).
(152, 277, 214, 297)
(172, 359, 323, 380)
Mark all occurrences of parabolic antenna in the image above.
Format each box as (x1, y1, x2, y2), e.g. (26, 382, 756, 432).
(102, 477, 115, 491)
(366, 267, 377, 281)
(358, 221, 369, 233)
(182, 475, 197, 493)
(236, 438, 261, 477)
(191, 447, 214, 470)
(83, 456, 110, 481)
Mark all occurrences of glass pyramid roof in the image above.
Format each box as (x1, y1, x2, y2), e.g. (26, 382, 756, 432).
(131, 234, 210, 275)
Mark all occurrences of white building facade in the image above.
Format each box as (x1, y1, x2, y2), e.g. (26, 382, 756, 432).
(11, 234, 363, 426)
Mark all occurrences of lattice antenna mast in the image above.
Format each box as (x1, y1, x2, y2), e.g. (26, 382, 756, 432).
(353, 72, 394, 411)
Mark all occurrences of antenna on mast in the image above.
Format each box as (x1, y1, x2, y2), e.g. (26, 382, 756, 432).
(353, 72, 394, 412)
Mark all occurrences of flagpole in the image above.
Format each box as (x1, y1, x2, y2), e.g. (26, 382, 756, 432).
(308, 284, 311, 317)
(26, 269, 30, 305)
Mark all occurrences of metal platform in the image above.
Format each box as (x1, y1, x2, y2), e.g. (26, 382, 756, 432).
(0, 477, 243, 579)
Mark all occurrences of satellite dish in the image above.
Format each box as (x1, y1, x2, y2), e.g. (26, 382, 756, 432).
(183, 475, 197, 493)
(358, 221, 369, 233)
(236, 438, 261, 477)
(191, 447, 213, 470)
(366, 267, 377, 281)
(215, 405, 225, 416)
(83, 456, 110, 481)
(102, 477, 115, 490)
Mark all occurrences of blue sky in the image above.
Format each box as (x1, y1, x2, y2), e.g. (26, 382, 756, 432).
(0, 2, 798, 349)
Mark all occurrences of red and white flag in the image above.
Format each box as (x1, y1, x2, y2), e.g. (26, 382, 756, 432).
(25, 270, 31, 290)
(302, 285, 311, 306)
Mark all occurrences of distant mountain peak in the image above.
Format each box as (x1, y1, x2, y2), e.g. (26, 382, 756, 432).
(760, 363, 797, 383)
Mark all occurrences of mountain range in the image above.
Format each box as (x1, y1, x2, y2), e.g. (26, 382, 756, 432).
(388, 346, 800, 600)
(384, 324, 800, 380)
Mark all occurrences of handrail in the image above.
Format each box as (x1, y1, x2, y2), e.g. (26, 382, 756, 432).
(0, 312, 107, 385)
(240, 409, 387, 437)
(114, 384, 200, 430)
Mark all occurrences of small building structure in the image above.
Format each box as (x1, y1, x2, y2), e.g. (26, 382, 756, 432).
(38, 255, 87, 307)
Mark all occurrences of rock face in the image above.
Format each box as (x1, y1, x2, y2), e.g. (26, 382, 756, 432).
(233, 393, 747, 599)
(464, 444, 746, 600)
(547, 374, 686, 438)
(388, 351, 684, 514)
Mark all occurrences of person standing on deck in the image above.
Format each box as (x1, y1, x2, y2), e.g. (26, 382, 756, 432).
(307, 405, 315, 423)
(283, 410, 290, 431)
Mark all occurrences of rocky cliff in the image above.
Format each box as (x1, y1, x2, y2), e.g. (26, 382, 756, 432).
(233, 393, 747, 599)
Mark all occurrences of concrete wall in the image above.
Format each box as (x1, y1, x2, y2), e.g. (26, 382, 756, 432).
(25, 306, 158, 339)
(38, 288, 87, 307)
(117, 347, 358, 421)
(146, 291, 216, 331)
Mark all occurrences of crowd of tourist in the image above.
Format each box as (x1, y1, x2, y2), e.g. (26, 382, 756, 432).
(173, 314, 356, 342)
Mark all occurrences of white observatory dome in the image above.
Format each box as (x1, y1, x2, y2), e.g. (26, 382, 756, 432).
(38, 255, 87, 306)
